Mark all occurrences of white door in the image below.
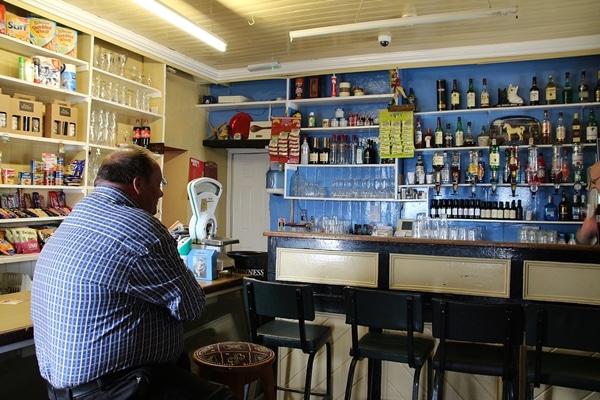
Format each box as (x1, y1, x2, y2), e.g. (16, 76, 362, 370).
(229, 151, 270, 251)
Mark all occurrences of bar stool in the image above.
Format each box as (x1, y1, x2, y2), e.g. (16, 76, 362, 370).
(193, 341, 276, 400)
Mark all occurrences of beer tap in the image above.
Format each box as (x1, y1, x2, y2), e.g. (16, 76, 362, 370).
(551, 145, 562, 194)
(508, 146, 519, 197)
(526, 138, 539, 197)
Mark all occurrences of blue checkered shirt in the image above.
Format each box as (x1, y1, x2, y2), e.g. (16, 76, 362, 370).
(31, 185, 205, 388)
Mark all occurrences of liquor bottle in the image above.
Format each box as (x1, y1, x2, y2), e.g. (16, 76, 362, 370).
(424, 128, 433, 148)
(450, 79, 460, 110)
(594, 70, 600, 102)
(329, 135, 337, 164)
(466, 150, 478, 183)
(355, 138, 364, 165)
(434, 117, 444, 148)
(516, 200, 524, 220)
(572, 112, 582, 143)
(141, 118, 151, 148)
(454, 117, 464, 147)
(464, 121, 475, 147)
(572, 193, 582, 222)
(476, 150, 486, 183)
(337, 135, 347, 164)
(502, 148, 511, 184)
(442, 151, 450, 184)
(451, 151, 461, 189)
(561, 147, 570, 182)
(586, 109, 598, 143)
(300, 137, 310, 164)
(545, 74, 557, 105)
(132, 118, 142, 146)
(578, 70, 589, 103)
(489, 138, 500, 184)
(477, 126, 490, 147)
(408, 88, 417, 110)
(562, 72, 573, 104)
(544, 195, 558, 221)
(437, 79, 447, 111)
(526, 137, 538, 185)
(349, 135, 357, 164)
(572, 141, 583, 183)
(444, 123, 453, 148)
(415, 153, 426, 185)
(480, 78, 490, 108)
(541, 109, 552, 144)
(363, 139, 372, 164)
(467, 78, 476, 109)
(580, 194, 588, 219)
(432, 151, 444, 193)
(414, 118, 423, 149)
(308, 112, 316, 127)
(319, 137, 330, 164)
(529, 76, 540, 106)
(537, 152, 546, 183)
(555, 112, 566, 144)
(558, 191, 572, 221)
(309, 137, 319, 164)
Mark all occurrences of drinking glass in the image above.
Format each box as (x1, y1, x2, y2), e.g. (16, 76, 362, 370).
(117, 52, 128, 77)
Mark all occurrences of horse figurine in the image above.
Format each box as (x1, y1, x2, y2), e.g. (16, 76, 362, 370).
(503, 122, 525, 142)
(507, 84, 524, 105)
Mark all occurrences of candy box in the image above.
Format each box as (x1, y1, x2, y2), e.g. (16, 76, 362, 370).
(187, 248, 218, 281)
(6, 12, 29, 42)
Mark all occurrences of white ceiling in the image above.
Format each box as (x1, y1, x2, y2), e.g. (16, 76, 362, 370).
(12, 0, 600, 82)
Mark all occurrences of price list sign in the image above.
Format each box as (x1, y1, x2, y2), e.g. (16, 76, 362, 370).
(378, 109, 414, 158)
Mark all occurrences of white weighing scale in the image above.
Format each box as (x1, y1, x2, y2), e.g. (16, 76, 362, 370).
(187, 177, 239, 270)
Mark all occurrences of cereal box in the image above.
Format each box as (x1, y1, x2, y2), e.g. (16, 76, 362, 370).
(54, 26, 78, 58)
(0, 4, 6, 35)
(6, 12, 29, 42)
(29, 18, 56, 51)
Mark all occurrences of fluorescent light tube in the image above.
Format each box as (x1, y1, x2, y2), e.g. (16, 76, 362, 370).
(247, 62, 281, 72)
(289, 7, 517, 41)
(131, 0, 226, 52)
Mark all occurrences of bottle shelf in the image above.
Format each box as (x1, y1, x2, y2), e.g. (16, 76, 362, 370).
(196, 99, 287, 112)
(415, 143, 596, 152)
(427, 217, 582, 225)
(415, 102, 600, 117)
(301, 125, 380, 133)
(290, 94, 393, 107)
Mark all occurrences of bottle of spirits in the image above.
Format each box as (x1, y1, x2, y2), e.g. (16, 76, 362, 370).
(578, 70, 589, 103)
(572, 141, 584, 183)
(309, 137, 319, 164)
(572, 193, 582, 222)
(550, 145, 562, 184)
(467, 78, 476, 109)
(516, 200, 524, 220)
(555, 112, 566, 144)
(432, 151, 444, 193)
(477, 126, 490, 147)
(424, 128, 433, 148)
(464, 121, 475, 147)
(415, 153, 426, 185)
(545, 74, 557, 105)
(355, 138, 364, 165)
(561, 147, 570, 182)
(363, 139, 373, 164)
(562, 72, 573, 104)
(537, 152, 546, 183)
(414, 118, 423, 149)
(476, 150, 486, 183)
(451, 151, 461, 188)
(586, 109, 598, 143)
(442, 151, 451, 184)
(408, 88, 417, 110)
(480, 78, 490, 108)
(527, 137, 538, 185)
(466, 150, 478, 183)
(558, 191, 572, 221)
(489, 138, 500, 184)
(572, 112, 582, 143)
(451, 79, 460, 110)
(529, 76, 540, 106)
(434, 117, 444, 148)
(544, 195, 558, 221)
(541, 109, 552, 144)
(454, 117, 464, 147)
(594, 70, 600, 102)
(300, 137, 310, 164)
(349, 135, 357, 164)
(329, 134, 337, 164)
(444, 123, 453, 148)
(337, 134, 347, 164)
(319, 137, 330, 164)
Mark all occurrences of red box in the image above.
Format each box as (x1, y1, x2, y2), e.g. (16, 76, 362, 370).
(269, 116, 301, 164)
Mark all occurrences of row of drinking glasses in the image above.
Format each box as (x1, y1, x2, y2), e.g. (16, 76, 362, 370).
(89, 109, 119, 147)
(91, 77, 150, 111)
(413, 213, 484, 240)
(331, 178, 395, 199)
(317, 216, 351, 234)
(519, 227, 558, 244)
(93, 45, 128, 77)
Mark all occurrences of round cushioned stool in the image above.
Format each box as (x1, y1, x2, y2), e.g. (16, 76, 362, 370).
(193, 341, 276, 400)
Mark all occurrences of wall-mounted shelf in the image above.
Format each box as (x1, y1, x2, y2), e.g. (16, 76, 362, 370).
(202, 139, 270, 149)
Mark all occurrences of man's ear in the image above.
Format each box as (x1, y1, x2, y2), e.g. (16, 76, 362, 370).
(132, 176, 144, 195)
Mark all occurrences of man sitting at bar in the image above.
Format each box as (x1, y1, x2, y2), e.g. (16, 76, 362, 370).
(31, 146, 237, 400)
(576, 160, 600, 245)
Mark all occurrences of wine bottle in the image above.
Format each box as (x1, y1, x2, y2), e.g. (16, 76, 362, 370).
(579, 70, 589, 103)
(319, 137, 330, 164)
(467, 78, 476, 109)
(414, 118, 423, 149)
(450, 79, 460, 110)
(309, 137, 319, 164)
(434, 117, 444, 148)
(545, 74, 557, 105)
(424, 128, 433, 149)
(529, 76, 540, 106)
(454, 117, 464, 147)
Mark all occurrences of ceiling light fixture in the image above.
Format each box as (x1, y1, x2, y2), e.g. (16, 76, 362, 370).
(289, 7, 518, 41)
(247, 61, 281, 72)
(131, 0, 226, 52)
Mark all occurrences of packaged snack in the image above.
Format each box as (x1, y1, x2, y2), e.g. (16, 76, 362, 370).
(29, 18, 56, 50)
(54, 26, 78, 57)
(6, 12, 29, 42)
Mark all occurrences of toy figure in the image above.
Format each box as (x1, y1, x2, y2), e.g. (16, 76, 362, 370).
(390, 69, 407, 105)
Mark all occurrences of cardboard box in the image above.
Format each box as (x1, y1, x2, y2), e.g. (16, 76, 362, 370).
(0, 4, 6, 35)
(44, 100, 80, 140)
(29, 18, 56, 51)
(6, 12, 29, 42)
(54, 26, 78, 58)
(217, 95, 251, 103)
(187, 249, 218, 281)
(9, 93, 43, 137)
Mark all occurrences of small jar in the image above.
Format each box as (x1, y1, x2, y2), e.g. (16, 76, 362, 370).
(334, 107, 344, 119)
(339, 82, 351, 97)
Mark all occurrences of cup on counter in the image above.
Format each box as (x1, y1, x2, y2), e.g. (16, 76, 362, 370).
(426, 174, 433, 184)
(407, 172, 415, 185)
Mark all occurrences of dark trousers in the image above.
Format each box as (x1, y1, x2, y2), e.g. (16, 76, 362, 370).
(45, 354, 239, 400)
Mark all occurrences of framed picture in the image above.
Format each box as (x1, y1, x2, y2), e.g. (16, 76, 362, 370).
(187, 249, 217, 281)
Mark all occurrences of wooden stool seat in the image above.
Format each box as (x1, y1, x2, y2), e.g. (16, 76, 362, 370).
(193, 341, 276, 400)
